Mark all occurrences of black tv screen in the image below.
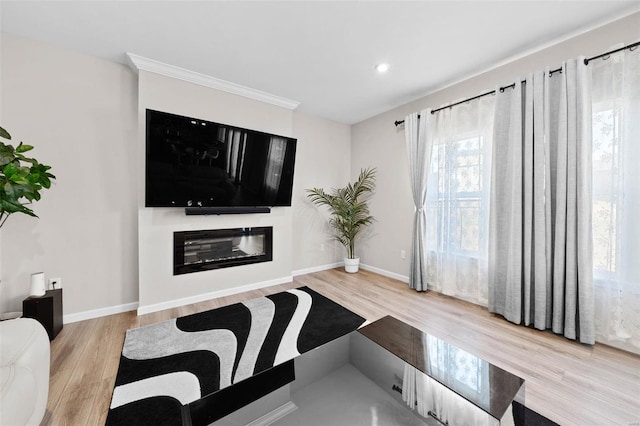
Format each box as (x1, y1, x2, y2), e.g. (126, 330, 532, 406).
(145, 109, 297, 208)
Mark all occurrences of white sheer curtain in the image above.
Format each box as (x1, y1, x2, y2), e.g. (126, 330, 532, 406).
(424, 97, 495, 306)
(489, 58, 595, 344)
(590, 47, 640, 354)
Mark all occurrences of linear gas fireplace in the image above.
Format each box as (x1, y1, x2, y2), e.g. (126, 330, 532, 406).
(174, 227, 273, 275)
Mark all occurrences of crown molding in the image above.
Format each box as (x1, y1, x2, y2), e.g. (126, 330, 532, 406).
(126, 53, 300, 110)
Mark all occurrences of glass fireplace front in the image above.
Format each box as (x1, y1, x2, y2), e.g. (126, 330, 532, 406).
(173, 227, 273, 275)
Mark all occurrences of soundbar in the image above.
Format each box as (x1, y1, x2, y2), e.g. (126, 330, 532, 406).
(185, 206, 271, 215)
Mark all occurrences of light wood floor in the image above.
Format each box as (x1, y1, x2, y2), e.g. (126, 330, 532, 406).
(44, 269, 640, 425)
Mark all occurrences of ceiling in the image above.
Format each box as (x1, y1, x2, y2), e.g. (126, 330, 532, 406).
(2, 1, 639, 124)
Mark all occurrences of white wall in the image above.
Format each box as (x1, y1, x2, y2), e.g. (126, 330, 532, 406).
(350, 12, 640, 280)
(0, 33, 352, 318)
(291, 111, 351, 273)
(0, 32, 139, 315)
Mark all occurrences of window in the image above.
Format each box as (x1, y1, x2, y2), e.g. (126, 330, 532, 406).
(592, 107, 618, 276)
(424, 97, 495, 305)
(428, 136, 486, 255)
(590, 49, 640, 353)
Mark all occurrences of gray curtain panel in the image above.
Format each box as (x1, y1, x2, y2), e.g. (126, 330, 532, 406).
(489, 58, 595, 344)
(404, 110, 433, 291)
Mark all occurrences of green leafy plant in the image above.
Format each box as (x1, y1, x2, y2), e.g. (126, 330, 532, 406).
(0, 126, 55, 228)
(306, 167, 376, 259)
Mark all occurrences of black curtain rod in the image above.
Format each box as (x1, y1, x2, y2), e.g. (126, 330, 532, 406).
(394, 40, 640, 127)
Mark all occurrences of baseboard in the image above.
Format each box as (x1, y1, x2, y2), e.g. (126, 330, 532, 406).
(136, 276, 293, 315)
(60, 265, 405, 323)
(63, 302, 139, 324)
(360, 263, 409, 283)
(293, 262, 409, 283)
(245, 401, 298, 426)
(292, 262, 343, 277)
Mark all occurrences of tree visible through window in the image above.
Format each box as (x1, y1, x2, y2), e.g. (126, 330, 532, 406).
(592, 107, 618, 276)
(428, 137, 485, 255)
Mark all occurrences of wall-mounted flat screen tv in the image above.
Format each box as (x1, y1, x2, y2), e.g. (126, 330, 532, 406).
(145, 109, 297, 208)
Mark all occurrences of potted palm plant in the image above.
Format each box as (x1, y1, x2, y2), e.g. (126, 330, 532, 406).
(0, 125, 55, 228)
(306, 167, 376, 273)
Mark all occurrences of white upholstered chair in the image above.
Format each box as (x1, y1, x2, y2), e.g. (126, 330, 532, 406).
(0, 318, 50, 425)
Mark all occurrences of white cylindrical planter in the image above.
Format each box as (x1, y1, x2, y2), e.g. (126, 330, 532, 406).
(344, 257, 360, 273)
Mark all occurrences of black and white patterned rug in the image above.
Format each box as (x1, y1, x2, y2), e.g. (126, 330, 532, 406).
(106, 286, 365, 425)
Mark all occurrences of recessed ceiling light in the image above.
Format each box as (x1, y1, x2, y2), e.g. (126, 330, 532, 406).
(375, 63, 390, 73)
